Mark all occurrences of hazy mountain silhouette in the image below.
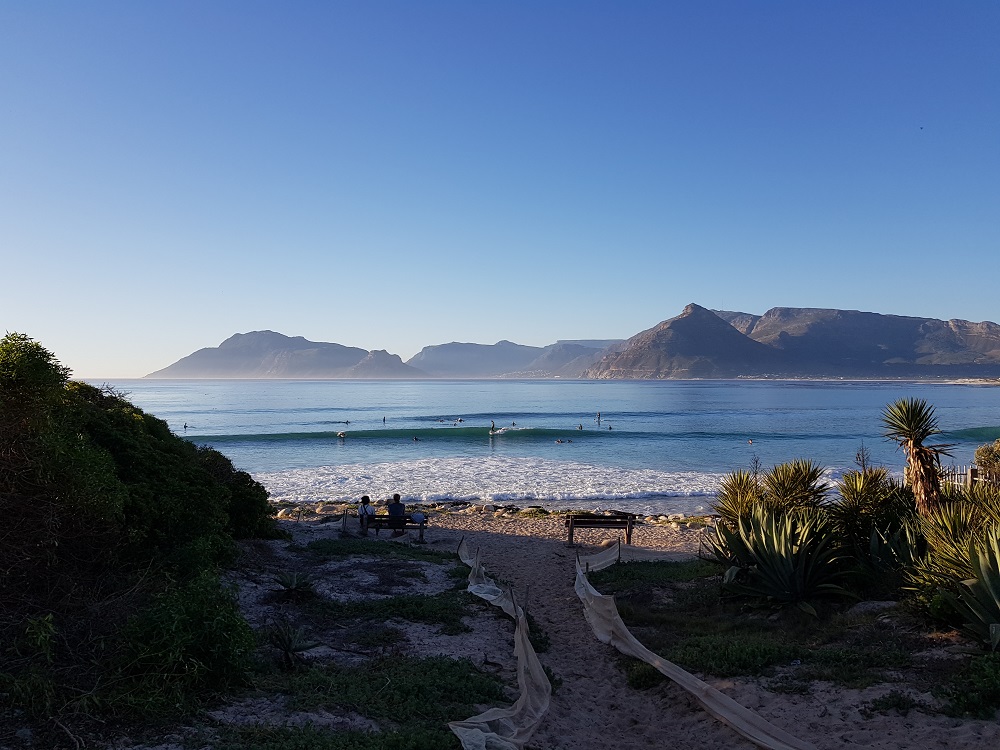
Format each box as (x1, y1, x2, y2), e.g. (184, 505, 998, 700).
(586, 304, 1000, 379)
(146, 307, 1000, 380)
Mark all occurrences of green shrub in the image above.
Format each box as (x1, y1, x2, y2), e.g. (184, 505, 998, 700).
(940, 653, 1000, 718)
(115, 571, 255, 714)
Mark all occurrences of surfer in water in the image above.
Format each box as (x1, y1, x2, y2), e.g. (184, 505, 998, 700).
(491, 420, 495, 431)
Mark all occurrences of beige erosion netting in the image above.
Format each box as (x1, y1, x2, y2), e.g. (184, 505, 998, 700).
(575, 541, 817, 750)
(449, 539, 552, 750)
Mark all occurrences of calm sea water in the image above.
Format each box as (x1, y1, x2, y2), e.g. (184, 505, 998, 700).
(94, 379, 1000, 516)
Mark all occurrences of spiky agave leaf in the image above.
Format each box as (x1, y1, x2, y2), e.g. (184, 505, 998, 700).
(720, 506, 854, 612)
(940, 529, 1000, 650)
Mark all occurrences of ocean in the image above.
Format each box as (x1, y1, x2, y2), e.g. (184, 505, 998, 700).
(93, 379, 1000, 516)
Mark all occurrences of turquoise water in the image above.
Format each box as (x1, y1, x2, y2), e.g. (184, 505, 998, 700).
(96, 379, 1000, 515)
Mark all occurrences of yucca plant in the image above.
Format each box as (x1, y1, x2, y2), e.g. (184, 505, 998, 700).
(713, 469, 763, 529)
(761, 459, 830, 510)
(715, 506, 854, 616)
(828, 468, 916, 557)
(907, 502, 984, 597)
(882, 398, 954, 517)
(940, 530, 1000, 651)
(713, 460, 830, 530)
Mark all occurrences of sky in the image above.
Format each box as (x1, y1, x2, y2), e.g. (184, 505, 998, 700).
(2, 1, 998, 378)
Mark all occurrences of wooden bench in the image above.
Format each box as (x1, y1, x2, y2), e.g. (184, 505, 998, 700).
(361, 513, 428, 543)
(565, 513, 636, 546)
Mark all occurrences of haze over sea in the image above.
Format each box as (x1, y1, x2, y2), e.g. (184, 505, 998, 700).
(98, 379, 1000, 516)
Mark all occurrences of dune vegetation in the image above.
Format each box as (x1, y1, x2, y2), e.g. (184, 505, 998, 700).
(0, 333, 281, 741)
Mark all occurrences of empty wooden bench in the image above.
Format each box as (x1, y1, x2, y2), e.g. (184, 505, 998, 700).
(362, 513, 428, 543)
(565, 513, 636, 546)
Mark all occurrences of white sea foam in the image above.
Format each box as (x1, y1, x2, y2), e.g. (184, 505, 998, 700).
(254, 456, 724, 516)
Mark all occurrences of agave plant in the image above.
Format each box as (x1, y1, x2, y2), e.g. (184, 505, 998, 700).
(273, 571, 317, 600)
(267, 621, 321, 669)
(714, 506, 854, 615)
(940, 529, 1000, 651)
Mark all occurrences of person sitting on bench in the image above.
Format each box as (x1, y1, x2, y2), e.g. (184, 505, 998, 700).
(358, 495, 376, 534)
(387, 493, 406, 536)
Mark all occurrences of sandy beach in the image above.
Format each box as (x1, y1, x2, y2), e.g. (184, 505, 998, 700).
(265, 505, 1000, 750)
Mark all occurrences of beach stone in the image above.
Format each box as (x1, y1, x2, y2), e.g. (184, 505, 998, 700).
(481, 504, 496, 512)
(668, 513, 685, 521)
(276, 508, 292, 518)
(848, 600, 899, 616)
(670, 522, 681, 529)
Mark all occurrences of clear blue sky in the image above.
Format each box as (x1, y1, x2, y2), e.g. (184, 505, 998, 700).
(2, 1, 998, 377)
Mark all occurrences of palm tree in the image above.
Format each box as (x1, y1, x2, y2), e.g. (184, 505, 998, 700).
(881, 398, 953, 517)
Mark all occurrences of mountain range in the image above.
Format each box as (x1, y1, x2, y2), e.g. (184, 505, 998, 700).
(145, 304, 1000, 380)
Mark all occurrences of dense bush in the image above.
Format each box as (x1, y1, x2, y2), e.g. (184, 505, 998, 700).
(0, 332, 277, 723)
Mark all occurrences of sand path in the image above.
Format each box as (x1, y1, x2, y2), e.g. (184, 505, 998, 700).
(424, 513, 758, 750)
(417, 510, 1000, 750)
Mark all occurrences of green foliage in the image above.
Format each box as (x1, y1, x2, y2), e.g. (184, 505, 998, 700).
(668, 633, 800, 676)
(713, 460, 829, 529)
(588, 559, 723, 594)
(266, 620, 321, 670)
(828, 468, 916, 553)
(115, 571, 256, 714)
(860, 690, 926, 718)
(312, 590, 474, 635)
(211, 725, 462, 750)
(881, 398, 953, 516)
(273, 571, 317, 600)
(0, 333, 282, 727)
(940, 652, 1000, 718)
(975, 439, 1000, 474)
(713, 469, 763, 526)
(714, 506, 854, 614)
(940, 530, 1000, 650)
(306, 537, 457, 563)
(261, 655, 506, 728)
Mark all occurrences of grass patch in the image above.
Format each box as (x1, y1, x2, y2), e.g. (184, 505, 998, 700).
(589, 559, 723, 592)
(939, 652, 1000, 719)
(587, 558, 956, 694)
(308, 591, 474, 635)
(210, 724, 460, 750)
(258, 654, 506, 725)
(860, 689, 927, 718)
(307, 538, 458, 564)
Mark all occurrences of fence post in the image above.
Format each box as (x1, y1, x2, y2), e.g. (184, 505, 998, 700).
(968, 466, 978, 489)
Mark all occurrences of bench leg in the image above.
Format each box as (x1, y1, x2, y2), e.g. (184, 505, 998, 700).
(625, 521, 633, 545)
(417, 523, 426, 543)
(567, 520, 575, 547)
